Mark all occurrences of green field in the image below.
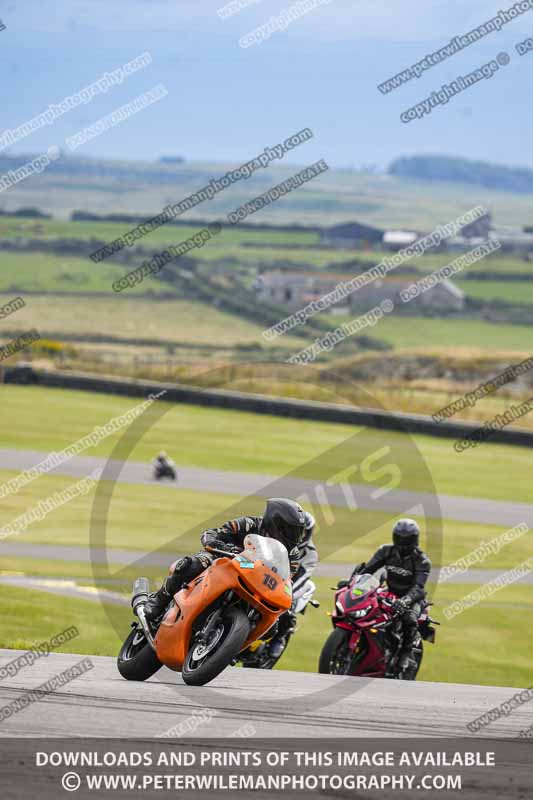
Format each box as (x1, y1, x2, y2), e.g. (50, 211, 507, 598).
(0, 217, 318, 248)
(0, 216, 531, 368)
(349, 315, 533, 351)
(0, 252, 170, 295)
(457, 279, 533, 305)
(1, 385, 532, 502)
(1, 220, 530, 288)
(2, 466, 531, 570)
(0, 293, 301, 350)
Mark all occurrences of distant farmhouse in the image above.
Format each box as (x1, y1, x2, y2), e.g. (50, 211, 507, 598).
(255, 270, 464, 313)
(352, 276, 464, 311)
(320, 221, 384, 249)
(255, 272, 351, 311)
(320, 212, 533, 257)
(449, 212, 533, 256)
(382, 230, 418, 251)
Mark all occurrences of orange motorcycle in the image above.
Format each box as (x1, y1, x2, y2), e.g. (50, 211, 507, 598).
(117, 534, 293, 686)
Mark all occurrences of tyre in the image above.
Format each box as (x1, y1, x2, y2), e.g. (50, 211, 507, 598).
(117, 626, 162, 681)
(182, 608, 250, 686)
(318, 628, 352, 675)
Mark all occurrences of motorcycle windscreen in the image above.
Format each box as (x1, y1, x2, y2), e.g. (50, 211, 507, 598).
(242, 533, 290, 580)
(349, 573, 380, 599)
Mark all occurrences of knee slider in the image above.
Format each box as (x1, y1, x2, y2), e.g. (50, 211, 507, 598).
(190, 554, 210, 576)
(172, 556, 193, 578)
(406, 609, 418, 625)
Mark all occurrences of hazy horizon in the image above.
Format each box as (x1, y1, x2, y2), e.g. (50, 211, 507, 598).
(2, 0, 533, 170)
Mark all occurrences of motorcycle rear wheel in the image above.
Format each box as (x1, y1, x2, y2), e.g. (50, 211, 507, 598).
(117, 626, 162, 681)
(182, 607, 250, 686)
(241, 633, 292, 670)
(318, 628, 352, 675)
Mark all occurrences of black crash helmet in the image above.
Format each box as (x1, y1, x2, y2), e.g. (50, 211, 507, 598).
(261, 498, 306, 550)
(392, 518, 420, 554)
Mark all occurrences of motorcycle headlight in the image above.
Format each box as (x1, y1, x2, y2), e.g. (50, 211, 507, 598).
(351, 605, 372, 619)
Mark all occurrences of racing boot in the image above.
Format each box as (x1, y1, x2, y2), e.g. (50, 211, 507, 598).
(143, 581, 173, 623)
(396, 627, 418, 676)
(268, 612, 296, 660)
(397, 649, 412, 674)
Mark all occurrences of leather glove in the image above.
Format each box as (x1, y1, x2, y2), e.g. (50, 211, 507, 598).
(225, 543, 243, 556)
(200, 529, 221, 549)
(392, 596, 412, 614)
(288, 547, 299, 577)
(204, 538, 240, 556)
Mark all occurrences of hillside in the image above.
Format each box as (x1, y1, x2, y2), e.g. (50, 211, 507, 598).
(389, 155, 533, 196)
(3, 152, 533, 230)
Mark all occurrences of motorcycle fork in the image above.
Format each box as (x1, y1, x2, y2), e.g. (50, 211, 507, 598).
(194, 592, 233, 646)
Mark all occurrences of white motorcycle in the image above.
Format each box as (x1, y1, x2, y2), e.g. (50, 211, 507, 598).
(238, 579, 319, 669)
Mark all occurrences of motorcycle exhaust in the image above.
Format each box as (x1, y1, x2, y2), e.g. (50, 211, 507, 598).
(132, 577, 150, 614)
(131, 577, 156, 651)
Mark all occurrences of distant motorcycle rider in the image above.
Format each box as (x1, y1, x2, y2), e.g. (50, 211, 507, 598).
(145, 498, 314, 623)
(153, 451, 177, 480)
(343, 519, 431, 673)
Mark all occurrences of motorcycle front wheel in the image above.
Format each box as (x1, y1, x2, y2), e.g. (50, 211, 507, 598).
(117, 626, 162, 681)
(182, 607, 250, 686)
(318, 628, 352, 675)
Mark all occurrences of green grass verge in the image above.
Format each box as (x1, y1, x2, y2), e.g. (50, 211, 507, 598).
(1, 468, 531, 570)
(0, 584, 128, 656)
(1, 385, 532, 503)
(0, 581, 530, 688)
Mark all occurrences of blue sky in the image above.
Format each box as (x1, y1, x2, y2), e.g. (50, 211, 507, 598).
(2, 0, 533, 169)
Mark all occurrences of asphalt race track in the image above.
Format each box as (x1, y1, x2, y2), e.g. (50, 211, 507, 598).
(1, 447, 532, 528)
(0, 651, 530, 739)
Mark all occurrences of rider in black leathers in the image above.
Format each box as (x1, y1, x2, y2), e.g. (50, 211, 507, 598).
(144, 498, 314, 624)
(153, 451, 176, 480)
(343, 519, 431, 673)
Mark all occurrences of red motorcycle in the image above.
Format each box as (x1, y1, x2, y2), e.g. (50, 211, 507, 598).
(318, 573, 439, 680)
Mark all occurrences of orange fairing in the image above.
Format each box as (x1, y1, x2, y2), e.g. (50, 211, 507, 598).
(154, 556, 292, 670)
